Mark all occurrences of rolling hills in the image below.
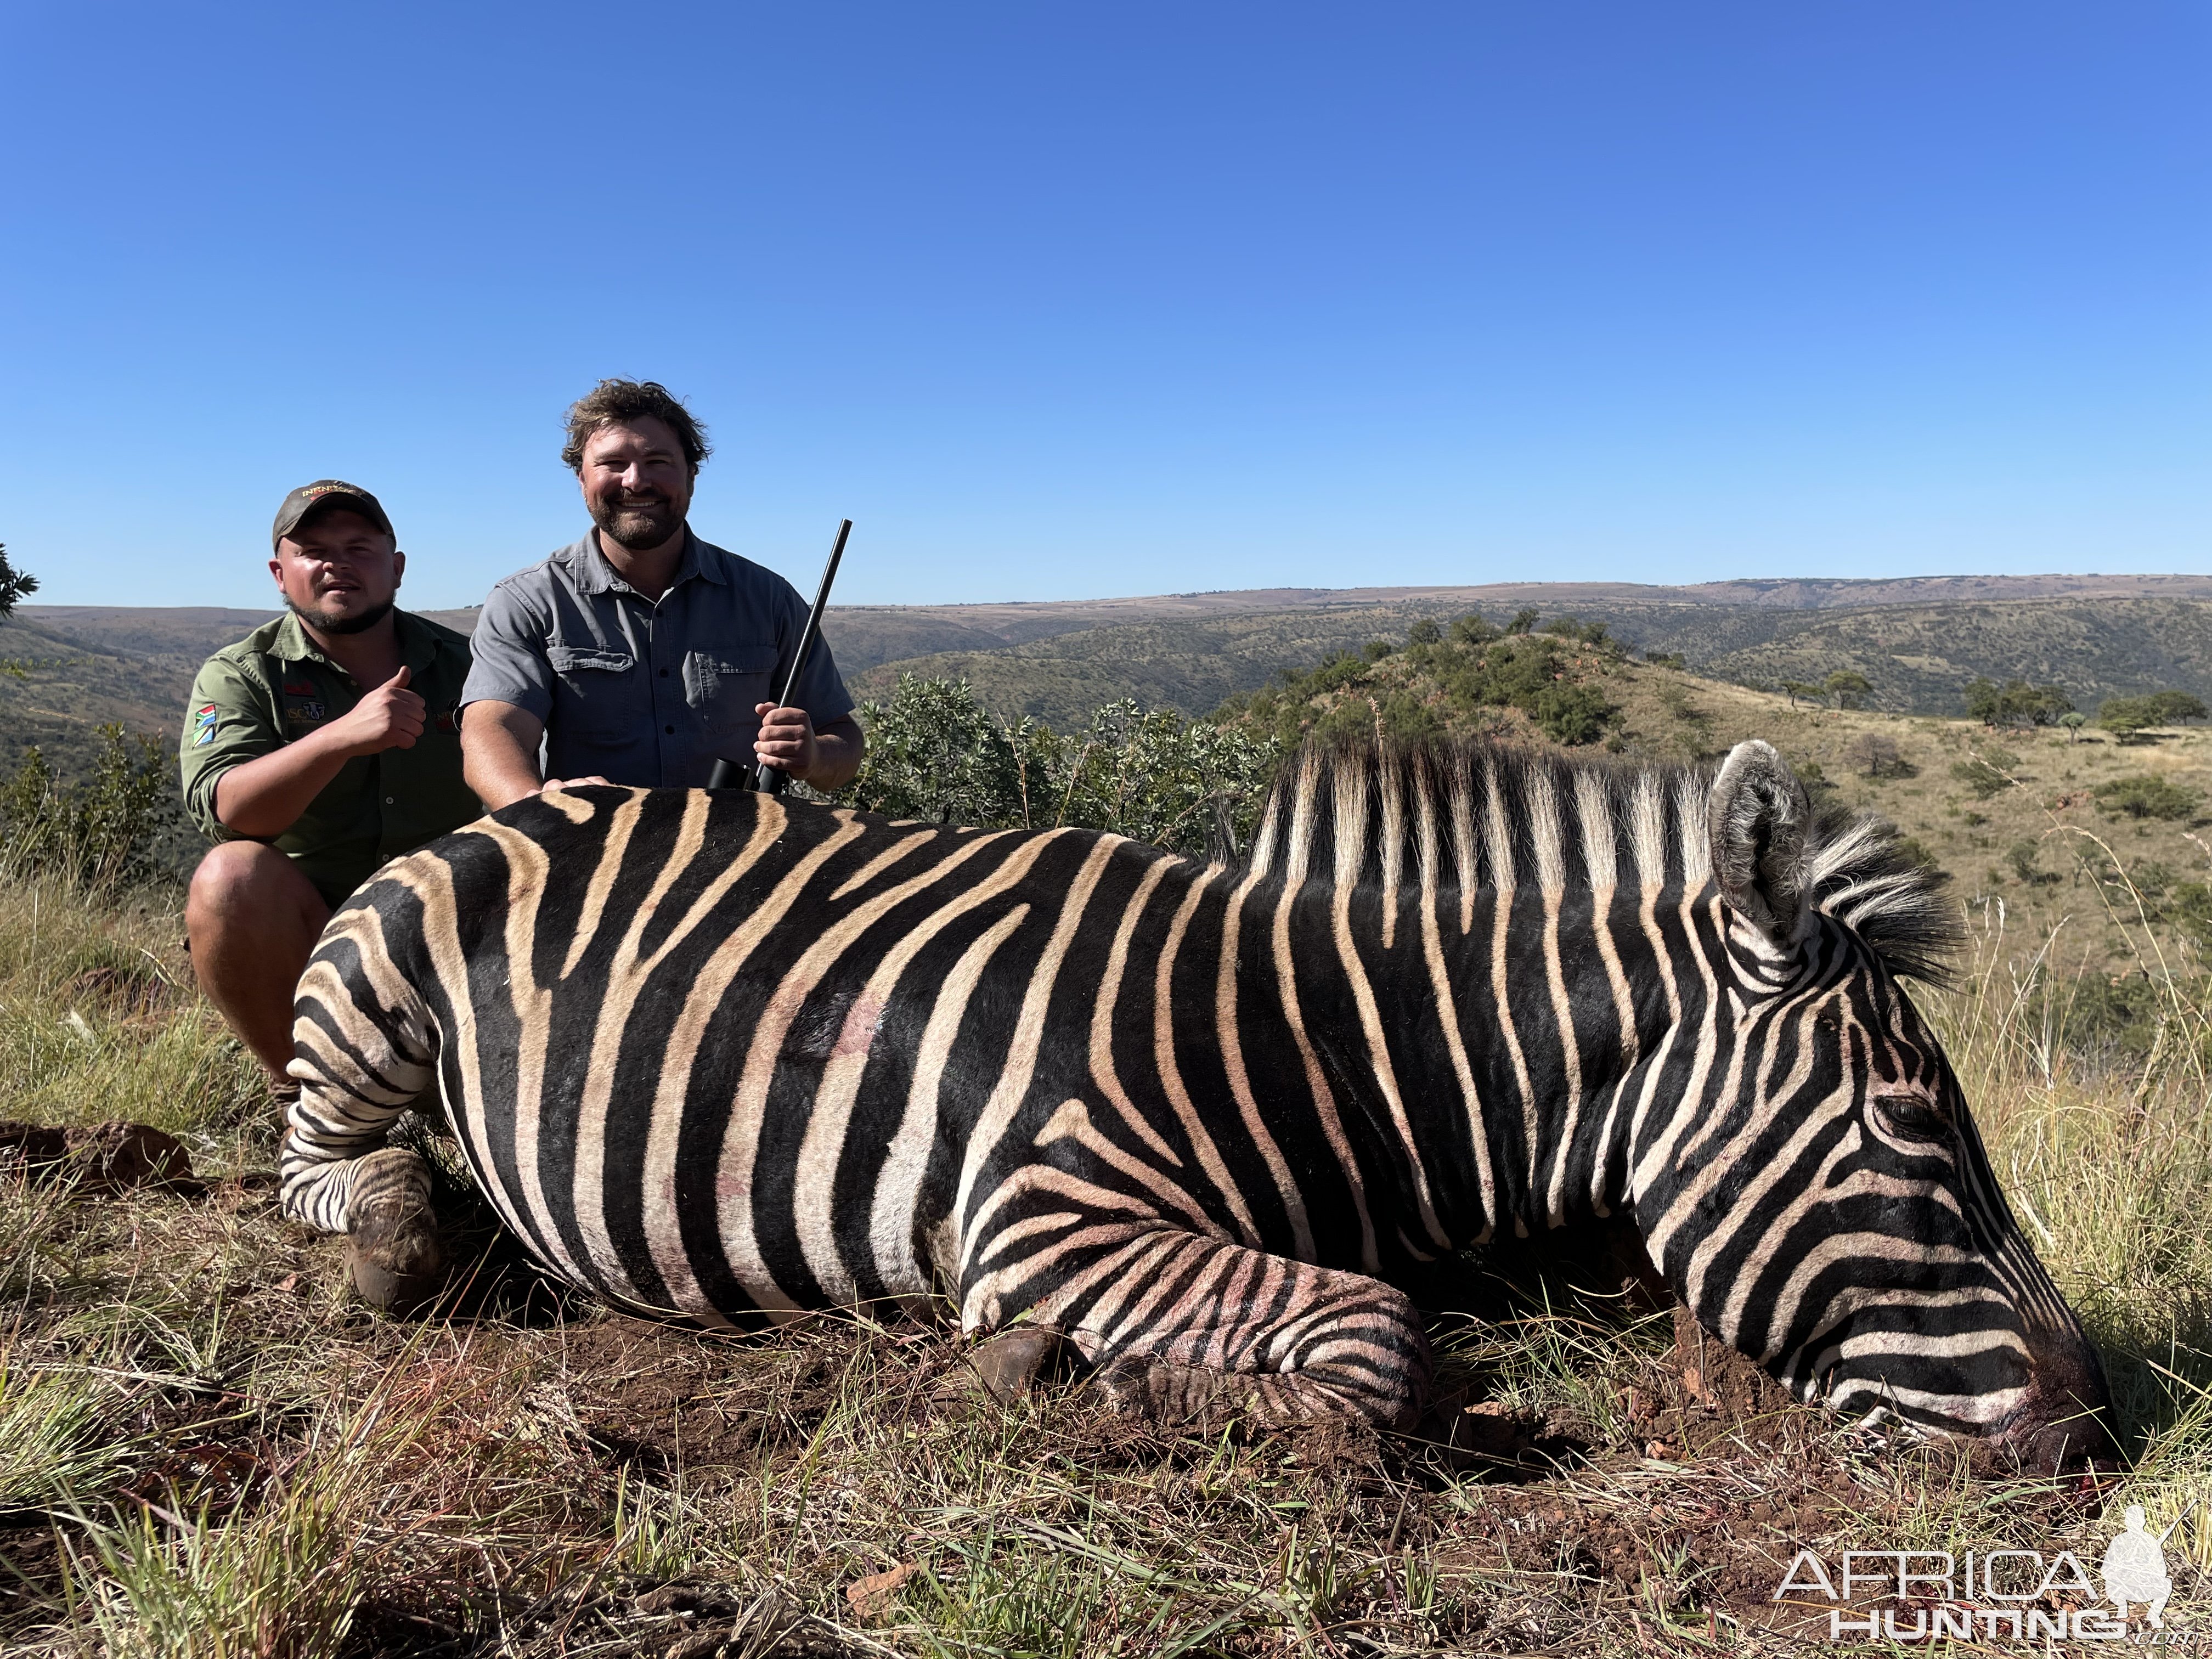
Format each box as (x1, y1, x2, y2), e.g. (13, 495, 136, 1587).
(8, 573, 2210, 765)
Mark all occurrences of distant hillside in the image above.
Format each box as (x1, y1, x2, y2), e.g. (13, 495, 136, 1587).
(10, 574, 2212, 758)
(851, 594, 2212, 728)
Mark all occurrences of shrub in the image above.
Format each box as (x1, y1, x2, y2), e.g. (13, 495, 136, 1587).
(838, 675, 1030, 830)
(2153, 691, 2210, 724)
(2092, 773, 2203, 822)
(0, 725, 176, 892)
(1406, 618, 1443, 647)
(1949, 747, 2022, 800)
(842, 676, 1280, 858)
(1530, 681, 1616, 746)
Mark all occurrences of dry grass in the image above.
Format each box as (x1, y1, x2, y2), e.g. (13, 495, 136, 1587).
(5, 871, 2212, 1655)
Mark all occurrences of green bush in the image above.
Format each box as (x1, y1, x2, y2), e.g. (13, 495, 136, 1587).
(1949, 747, 2022, 800)
(2093, 773, 2203, 822)
(840, 676, 1281, 859)
(0, 725, 176, 891)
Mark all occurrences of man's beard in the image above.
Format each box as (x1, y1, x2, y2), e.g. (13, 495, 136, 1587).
(590, 492, 684, 551)
(288, 596, 395, 636)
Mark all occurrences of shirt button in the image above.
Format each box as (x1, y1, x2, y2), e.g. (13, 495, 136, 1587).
(664, 724, 675, 735)
(659, 668, 669, 678)
(385, 796, 394, 805)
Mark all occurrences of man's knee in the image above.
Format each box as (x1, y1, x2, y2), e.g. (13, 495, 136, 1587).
(187, 842, 326, 936)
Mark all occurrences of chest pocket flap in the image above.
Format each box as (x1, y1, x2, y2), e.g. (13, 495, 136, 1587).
(547, 645, 635, 673)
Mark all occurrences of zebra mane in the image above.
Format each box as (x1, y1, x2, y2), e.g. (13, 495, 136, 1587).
(1238, 739, 1961, 983)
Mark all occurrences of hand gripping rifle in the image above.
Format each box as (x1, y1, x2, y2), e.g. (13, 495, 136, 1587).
(707, 518, 851, 794)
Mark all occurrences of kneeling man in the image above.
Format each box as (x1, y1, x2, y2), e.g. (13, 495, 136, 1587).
(180, 482, 479, 1098)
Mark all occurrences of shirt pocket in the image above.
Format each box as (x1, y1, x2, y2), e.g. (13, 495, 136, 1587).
(545, 645, 639, 737)
(686, 645, 780, 732)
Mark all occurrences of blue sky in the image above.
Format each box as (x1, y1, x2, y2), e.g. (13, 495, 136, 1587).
(1, 3, 2204, 609)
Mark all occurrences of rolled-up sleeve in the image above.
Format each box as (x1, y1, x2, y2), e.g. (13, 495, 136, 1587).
(178, 657, 276, 842)
(459, 576, 557, 722)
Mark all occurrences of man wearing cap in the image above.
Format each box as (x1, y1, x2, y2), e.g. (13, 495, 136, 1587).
(180, 482, 479, 1093)
(459, 378, 865, 805)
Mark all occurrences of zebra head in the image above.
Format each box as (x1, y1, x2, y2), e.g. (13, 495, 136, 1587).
(1639, 740, 2114, 1470)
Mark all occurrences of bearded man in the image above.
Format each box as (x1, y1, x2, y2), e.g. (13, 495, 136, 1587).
(458, 379, 864, 807)
(180, 482, 478, 1093)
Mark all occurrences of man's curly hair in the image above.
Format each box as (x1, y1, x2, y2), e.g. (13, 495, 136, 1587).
(561, 379, 712, 475)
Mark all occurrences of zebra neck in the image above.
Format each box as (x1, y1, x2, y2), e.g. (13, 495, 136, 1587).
(1251, 874, 1730, 1255)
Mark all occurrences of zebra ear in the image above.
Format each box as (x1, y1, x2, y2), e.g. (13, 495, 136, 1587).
(1707, 740, 1813, 951)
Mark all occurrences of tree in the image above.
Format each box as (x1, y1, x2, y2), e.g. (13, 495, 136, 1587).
(1779, 680, 1819, 709)
(0, 544, 34, 622)
(2152, 690, 2210, 725)
(1824, 670, 1872, 710)
(1964, 677, 2073, 730)
(1406, 617, 1442, 647)
(2092, 773, 2203, 822)
(1843, 732, 1903, 778)
(2058, 712, 2087, 743)
(1504, 607, 1539, 636)
(2098, 697, 2162, 742)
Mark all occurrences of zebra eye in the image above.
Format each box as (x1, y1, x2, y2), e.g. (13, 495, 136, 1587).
(1871, 1091, 1946, 1139)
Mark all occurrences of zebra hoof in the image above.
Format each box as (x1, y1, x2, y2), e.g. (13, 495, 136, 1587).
(967, 1326, 1074, 1403)
(345, 1148, 445, 1313)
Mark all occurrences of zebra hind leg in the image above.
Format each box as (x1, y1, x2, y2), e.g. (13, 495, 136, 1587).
(1039, 1234, 1434, 1433)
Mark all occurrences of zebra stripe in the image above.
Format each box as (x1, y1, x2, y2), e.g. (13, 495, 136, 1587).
(282, 738, 2111, 1459)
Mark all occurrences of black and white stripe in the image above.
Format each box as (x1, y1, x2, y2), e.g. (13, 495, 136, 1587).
(281, 738, 2111, 1460)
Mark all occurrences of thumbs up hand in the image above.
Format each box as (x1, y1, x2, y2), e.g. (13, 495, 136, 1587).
(329, 663, 429, 755)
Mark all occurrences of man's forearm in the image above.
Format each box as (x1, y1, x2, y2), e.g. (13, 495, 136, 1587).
(461, 702, 548, 810)
(212, 728, 356, 838)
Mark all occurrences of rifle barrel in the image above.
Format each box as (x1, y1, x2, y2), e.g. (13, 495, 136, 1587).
(707, 518, 852, 792)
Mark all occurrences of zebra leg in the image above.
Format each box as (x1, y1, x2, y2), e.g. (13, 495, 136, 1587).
(1037, 1233, 1434, 1432)
(280, 926, 447, 1310)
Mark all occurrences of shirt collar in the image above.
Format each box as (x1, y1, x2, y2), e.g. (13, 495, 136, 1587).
(558, 528, 723, 595)
(268, 607, 441, 675)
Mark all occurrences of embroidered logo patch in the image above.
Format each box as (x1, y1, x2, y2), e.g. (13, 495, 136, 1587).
(284, 700, 326, 726)
(282, 679, 315, 696)
(191, 703, 219, 747)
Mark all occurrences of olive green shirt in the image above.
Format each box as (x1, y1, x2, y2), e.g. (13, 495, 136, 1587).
(179, 610, 481, 906)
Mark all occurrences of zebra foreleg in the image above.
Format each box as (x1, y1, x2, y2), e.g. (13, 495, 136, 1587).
(280, 938, 447, 1309)
(1025, 1233, 1434, 1432)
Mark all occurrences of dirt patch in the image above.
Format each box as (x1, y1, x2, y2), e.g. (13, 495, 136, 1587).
(554, 1316, 892, 1488)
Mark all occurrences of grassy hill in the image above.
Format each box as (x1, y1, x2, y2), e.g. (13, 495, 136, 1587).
(1208, 617, 2212, 996)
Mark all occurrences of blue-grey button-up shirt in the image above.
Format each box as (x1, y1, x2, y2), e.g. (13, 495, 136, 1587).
(459, 529, 854, 789)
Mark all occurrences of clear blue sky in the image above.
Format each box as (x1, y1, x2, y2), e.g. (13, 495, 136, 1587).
(1, 3, 2204, 609)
